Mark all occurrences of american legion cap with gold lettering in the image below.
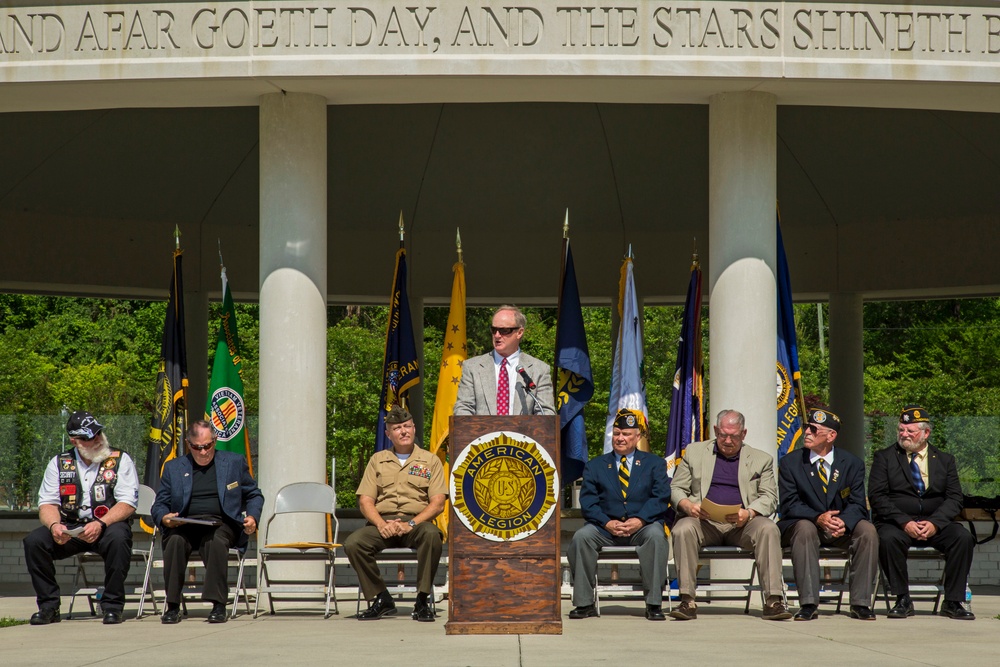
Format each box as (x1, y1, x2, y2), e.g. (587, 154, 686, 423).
(613, 408, 647, 431)
(807, 408, 841, 432)
(900, 405, 930, 423)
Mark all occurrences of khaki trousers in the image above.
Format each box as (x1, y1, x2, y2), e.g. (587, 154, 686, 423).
(672, 515, 784, 599)
(344, 521, 443, 601)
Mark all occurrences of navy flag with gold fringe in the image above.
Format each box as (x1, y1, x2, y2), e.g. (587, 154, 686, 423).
(777, 218, 806, 459)
(142, 242, 189, 532)
(555, 235, 593, 486)
(376, 247, 421, 452)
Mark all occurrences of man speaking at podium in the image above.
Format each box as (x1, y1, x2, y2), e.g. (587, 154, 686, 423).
(454, 305, 555, 417)
(568, 409, 671, 621)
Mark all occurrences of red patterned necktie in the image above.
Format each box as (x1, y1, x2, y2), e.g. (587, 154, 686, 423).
(497, 358, 509, 416)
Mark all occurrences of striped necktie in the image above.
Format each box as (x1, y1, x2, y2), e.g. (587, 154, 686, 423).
(910, 453, 925, 495)
(817, 460, 828, 494)
(618, 455, 629, 499)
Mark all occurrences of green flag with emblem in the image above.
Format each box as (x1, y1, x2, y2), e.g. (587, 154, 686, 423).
(205, 264, 253, 476)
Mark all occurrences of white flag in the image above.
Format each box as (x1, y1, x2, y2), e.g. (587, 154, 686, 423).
(604, 256, 648, 452)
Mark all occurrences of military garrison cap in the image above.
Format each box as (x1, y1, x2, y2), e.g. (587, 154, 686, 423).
(807, 408, 841, 432)
(385, 405, 413, 424)
(900, 405, 930, 423)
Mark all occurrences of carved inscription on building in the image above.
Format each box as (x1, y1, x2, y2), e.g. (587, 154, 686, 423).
(2, 3, 1000, 64)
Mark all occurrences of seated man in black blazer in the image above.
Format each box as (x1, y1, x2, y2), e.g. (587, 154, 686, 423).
(778, 409, 878, 621)
(568, 409, 671, 621)
(868, 405, 975, 620)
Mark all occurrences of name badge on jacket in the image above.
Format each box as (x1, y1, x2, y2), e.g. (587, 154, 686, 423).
(226, 481, 239, 490)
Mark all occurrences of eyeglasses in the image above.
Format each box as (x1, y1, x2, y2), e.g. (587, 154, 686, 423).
(189, 442, 214, 452)
(490, 326, 520, 336)
(71, 435, 98, 442)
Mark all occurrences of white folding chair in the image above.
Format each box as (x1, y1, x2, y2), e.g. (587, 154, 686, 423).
(68, 484, 159, 620)
(254, 482, 340, 618)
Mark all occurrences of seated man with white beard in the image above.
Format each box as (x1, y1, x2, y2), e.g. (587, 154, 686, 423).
(868, 405, 976, 620)
(23, 411, 139, 625)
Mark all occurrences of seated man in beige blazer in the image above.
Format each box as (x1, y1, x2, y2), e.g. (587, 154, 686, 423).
(669, 409, 790, 621)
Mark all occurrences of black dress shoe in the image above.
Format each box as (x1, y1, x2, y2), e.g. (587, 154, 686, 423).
(29, 608, 60, 625)
(568, 604, 598, 619)
(794, 604, 818, 621)
(888, 596, 915, 619)
(412, 599, 435, 622)
(102, 610, 123, 625)
(645, 605, 666, 621)
(161, 608, 181, 624)
(849, 605, 876, 621)
(358, 592, 397, 620)
(207, 603, 228, 624)
(940, 601, 976, 620)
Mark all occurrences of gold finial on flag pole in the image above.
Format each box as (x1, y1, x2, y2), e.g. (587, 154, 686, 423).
(692, 237, 700, 269)
(174, 225, 181, 250)
(627, 243, 633, 259)
(563, 208, 570, 239)
(398, 211, 405, 247)
(456, 228, 463, 263)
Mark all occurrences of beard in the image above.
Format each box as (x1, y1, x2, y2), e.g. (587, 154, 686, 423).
(77, 439, 113, 464)
(898, 431, 929, 453)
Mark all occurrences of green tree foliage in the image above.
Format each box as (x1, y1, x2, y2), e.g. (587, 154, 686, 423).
(3, 292, 998, 507)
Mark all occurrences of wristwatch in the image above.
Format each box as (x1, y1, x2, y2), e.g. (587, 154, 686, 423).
(408, 520, 417, 528)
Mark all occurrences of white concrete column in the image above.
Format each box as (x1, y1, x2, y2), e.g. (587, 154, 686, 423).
(185, 289, 209, 422)
(829, 293, 865, 460)
(259, 92, 328, 548)
(708, 91, 777, 460)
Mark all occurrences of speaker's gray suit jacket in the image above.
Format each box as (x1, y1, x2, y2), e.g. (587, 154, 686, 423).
(453, 351, 555, 416)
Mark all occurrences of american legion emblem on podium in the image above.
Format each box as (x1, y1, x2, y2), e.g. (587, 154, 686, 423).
(451, 431, 559, 542)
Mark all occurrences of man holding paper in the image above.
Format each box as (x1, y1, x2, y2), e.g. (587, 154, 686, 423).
(24, 411, 139, 625)
(669, 409, 789, 621)
(152, 420, 263, 624)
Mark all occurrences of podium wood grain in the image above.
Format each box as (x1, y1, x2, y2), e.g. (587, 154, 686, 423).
(445, 415, 562, 635)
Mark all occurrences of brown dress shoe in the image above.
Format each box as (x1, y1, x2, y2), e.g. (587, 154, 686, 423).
(668, 599, 697, 620)
(762, 599, 792, 620)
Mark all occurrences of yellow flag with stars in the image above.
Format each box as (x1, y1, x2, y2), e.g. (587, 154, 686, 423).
(430, 260, 466, 538)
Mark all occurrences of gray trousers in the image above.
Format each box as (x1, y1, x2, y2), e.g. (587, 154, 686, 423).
(672, 515, 784, 599)
(782, 519, 878, 607)
(568, 522, 669, 607)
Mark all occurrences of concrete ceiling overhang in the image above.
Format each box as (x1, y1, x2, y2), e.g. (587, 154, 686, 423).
(2, 102, 999, 305)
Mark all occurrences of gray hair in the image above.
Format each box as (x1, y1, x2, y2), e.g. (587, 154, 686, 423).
(494, 305, 526, 329)
(716, 409, 746, 430)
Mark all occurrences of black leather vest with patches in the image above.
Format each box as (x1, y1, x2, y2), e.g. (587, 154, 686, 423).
(57, 449, 122, 524)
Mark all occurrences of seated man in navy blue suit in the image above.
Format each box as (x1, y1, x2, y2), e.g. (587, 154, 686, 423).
(778, 408, 878, 621)
(568, 409, 671, 621)
(152, 420, 264, 624)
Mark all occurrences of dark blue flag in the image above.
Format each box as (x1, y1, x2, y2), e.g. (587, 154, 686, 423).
(665, 258, 704, 478)
(555, 239, 593, 485)
(376, 248, 421, 451)
(777, 220, 806, 459)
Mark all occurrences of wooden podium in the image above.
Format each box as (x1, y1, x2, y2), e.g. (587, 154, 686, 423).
(445, 415, 562, 635)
